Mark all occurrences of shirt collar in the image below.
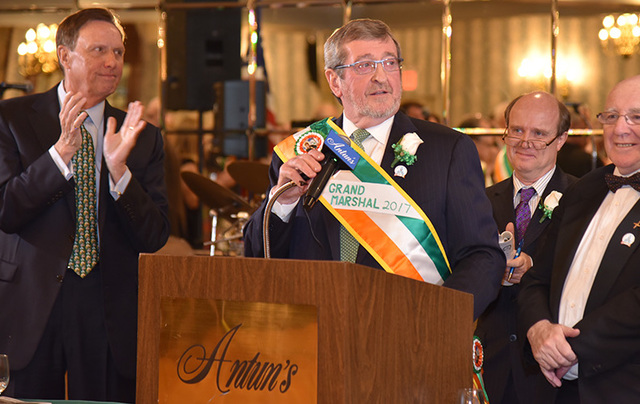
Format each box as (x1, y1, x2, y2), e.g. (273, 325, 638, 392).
(513, 165, 556, 199)
(613, 167, 640, 177)
(342, 114, 394, 146)
(57, 81, 105, 131)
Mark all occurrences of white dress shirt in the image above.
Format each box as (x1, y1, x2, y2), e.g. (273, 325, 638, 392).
(559, 167, 640, 379)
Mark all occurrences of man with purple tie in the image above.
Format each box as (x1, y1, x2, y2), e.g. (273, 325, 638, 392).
(475, 91, 575, 404)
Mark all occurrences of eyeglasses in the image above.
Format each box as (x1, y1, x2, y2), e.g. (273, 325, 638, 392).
(333, 57, 403, 75)
(596, 112, 640, 125)
(502, 132, 560, 150)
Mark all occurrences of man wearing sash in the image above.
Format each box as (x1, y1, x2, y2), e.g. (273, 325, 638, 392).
(519, 76, 640, 403)
(243, 18, 504, 320)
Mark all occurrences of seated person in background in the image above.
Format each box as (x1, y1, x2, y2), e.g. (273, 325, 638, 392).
(475, 91, 576, 404)
(458, 113, 500, 186)
(243, 18, 505, 320)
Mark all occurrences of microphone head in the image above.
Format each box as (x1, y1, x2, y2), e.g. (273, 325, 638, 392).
(322, 130, 360, 170)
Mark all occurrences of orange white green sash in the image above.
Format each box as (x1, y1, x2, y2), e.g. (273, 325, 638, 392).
(274, 118, 451, 284)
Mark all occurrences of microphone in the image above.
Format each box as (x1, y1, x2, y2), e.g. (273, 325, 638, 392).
(303, 130, 360, 211)
(0, 82, 33, 93)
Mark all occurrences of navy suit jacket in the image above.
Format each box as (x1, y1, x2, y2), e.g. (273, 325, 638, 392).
(475, 168, 575, 404)
(0, 85, 170, 378)
(244, 112, 505, 319)
(519, 164, 640, 403)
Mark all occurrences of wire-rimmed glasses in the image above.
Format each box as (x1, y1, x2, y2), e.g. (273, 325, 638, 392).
(333, 57, 403, 75)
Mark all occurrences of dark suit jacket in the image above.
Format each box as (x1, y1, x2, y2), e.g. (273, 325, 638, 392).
(475, 168, 575, 404)
(0, 85, 170, 378)
(519, 164, 640, 403)
(244, 111, 505, 319)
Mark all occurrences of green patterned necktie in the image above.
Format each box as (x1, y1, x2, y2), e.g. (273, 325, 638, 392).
(339, 129, 370, 262)
(68, 123, 99, 278)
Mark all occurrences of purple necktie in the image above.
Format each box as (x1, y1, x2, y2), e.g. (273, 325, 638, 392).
(515, 187, 536, 242)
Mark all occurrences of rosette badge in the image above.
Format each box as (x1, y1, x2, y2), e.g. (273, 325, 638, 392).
(391, 132, 423, 177)
(539, 190, 562, 223)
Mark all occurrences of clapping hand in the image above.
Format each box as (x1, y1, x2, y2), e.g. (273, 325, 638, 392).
(55, 92, 88, 163)
(104, 101, 146, 183)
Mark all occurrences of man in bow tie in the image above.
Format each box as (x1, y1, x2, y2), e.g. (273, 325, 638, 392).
(243, 18, 504, 320)
(519, 75, 640, 403)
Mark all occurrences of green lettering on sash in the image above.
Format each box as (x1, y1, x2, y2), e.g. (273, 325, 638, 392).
(331, 195, 339, 205)
(345, 196, 352, 205)
(329, 183, 336, 192)
(335, 183, 343, 193)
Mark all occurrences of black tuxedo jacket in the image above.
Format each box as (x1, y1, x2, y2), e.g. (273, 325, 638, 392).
(0, 85, 170, 378)
(519, 164, 640, 403)
(475, 168, 575, 404)
(244, 111, 505, 319)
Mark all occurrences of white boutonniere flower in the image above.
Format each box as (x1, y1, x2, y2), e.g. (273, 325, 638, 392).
(391, 132, 423, 168)
(539, 190, 562, 223)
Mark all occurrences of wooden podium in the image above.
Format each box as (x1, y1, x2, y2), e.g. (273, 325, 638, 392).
(137, 254, 473, 403)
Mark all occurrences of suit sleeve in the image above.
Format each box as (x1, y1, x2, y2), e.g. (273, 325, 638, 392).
(569, 287, 640, 377)
(109, 125, 170, 253)
(0, 100, 73, 234)
(518, 207, 561, 332)
(440, 134, 505, 319)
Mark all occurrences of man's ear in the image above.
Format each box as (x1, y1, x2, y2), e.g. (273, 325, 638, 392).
(325, 69, 342, 99)
(556, 131, 569, 150)
(57, 45, 69, 70)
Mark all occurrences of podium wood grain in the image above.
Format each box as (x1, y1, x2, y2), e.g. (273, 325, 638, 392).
(137, 254, 473, 403)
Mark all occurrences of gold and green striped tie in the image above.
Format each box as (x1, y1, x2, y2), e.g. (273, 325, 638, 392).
(339, 128, 370, 262)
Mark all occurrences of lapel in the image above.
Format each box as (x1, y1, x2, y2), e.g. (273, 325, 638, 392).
(30, 85, 76, 216)
(586, 194, 640, 312)
(29, 86, 63, 157)
(487, 179, 516, 232)
(549, 168, 612, 311)
(524, 169, 573, 251)
(98, 102, 119, 230)
(380, 112, 417, 178)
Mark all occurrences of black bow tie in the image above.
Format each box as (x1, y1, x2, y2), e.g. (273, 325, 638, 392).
(605, 172, 640, 192)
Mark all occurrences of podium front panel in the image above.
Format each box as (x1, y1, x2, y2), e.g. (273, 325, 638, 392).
(158, 298, 317, 403)
(137, 254, 473, 404)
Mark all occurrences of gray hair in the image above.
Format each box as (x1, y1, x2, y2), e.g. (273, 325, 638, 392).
(324, 19, 401, 78)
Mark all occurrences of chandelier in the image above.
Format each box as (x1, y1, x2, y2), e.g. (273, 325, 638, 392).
(598, 13, 640, 58)
(17, 23, 59, 77)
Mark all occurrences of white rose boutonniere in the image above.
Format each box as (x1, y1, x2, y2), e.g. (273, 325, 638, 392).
(539, 190, 562, 223)
(391, 132, 423, 168)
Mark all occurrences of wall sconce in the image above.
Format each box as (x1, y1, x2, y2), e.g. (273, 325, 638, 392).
(598, 13, 640, 58)
(517, 56, 583, 99)
(17, 23, 59, 77)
